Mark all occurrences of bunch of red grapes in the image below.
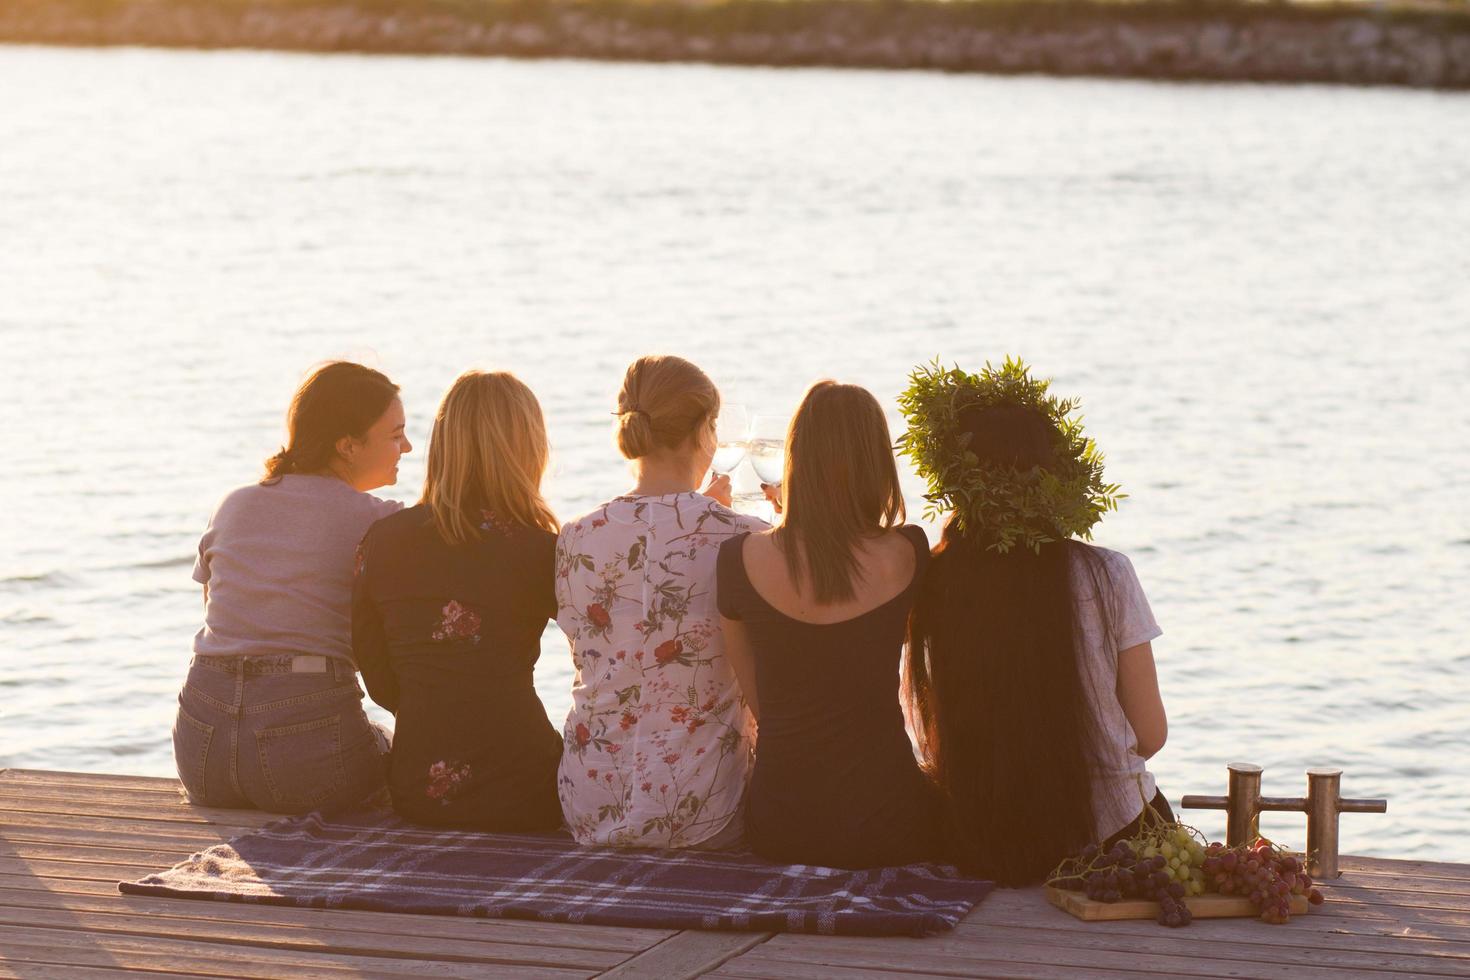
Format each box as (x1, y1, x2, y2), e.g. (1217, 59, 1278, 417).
(1202, 838, 1325, 924)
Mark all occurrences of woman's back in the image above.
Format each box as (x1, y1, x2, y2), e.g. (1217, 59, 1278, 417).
(353, 505, 563, 830)
(556, 492, 768, 847)
(913, 540, 1161, 879)
(718, 525, 940, 869)
(194, 474, 400, 662)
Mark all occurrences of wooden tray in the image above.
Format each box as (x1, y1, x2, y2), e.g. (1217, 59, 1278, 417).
(1046, 887, 1311, 921)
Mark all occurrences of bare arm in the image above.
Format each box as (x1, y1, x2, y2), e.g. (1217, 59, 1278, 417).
(1116, 641, 1167, 759)
(721, 614, 760, 724)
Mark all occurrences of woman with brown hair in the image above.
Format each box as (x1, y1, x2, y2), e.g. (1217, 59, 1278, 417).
(176, 360, 410, 813)
(716, 381, 940, 868)
(351, 370, 565, 831)
(556, 355, 767, 848)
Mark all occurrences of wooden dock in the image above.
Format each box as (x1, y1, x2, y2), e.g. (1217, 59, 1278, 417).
(3, 768, 1468, 979)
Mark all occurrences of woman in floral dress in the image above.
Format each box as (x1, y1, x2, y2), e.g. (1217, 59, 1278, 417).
(556, 355, 766, 848)
(352, 371, 564, 831)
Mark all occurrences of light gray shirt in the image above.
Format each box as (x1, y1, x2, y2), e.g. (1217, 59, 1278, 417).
(1072, 546, 1164, 840)
(192, 474, 402, 662)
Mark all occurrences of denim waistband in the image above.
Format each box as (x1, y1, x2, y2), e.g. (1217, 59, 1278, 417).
(191, 654, 356, 679)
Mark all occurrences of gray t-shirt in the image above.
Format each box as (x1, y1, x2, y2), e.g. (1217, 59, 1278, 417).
(1072, 546, 1164, 840)
(192, 474, 402, 662)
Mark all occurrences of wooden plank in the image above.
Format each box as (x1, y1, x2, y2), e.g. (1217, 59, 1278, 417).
(1328, 875, 1470, 900)
(0, 855, 172, 881)
(0, 796, 275, 829)
(711, 956, 1162, 979)
(1296, 900, 1470, 929)
(0, 927, 588, 980)
(0, 904, 626, 971)
(1, 783, 202, 809)
(0, 884, 666, 953)
(598, 931, 772, 979)
(0, 965, 218, 980)
(1349, 857, 1470, 883)
(0, 865, 672, 956)
(1, 815, 240, 849)
(1, 773, 189, 800)
(755, 925, 1470, 976)
(1311, 888, 1470, 915)
(1045, 886, 1308, 920)
(720, 940, 1461, 980)
(961, 900, 1470, 953)
(0, 769, 184, 792)
(970, 882, 1470, 930)
(2, 839, 209, 867)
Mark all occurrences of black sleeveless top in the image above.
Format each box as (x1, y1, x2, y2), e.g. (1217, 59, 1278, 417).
(716, 525, 941, 868)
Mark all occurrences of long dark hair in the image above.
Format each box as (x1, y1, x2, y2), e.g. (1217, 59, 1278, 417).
(262, 362, 400, 484)
(774, 381, 905, 604)
(904, 403, 1112, 885)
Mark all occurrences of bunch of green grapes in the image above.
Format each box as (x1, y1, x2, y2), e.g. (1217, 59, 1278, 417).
(1134, 823, 1207, 898)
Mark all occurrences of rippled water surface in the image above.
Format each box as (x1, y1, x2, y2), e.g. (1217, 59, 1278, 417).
(2, 45, 1467, 859)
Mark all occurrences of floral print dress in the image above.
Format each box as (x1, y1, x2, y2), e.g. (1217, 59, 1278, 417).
(555, 492, 768, 847)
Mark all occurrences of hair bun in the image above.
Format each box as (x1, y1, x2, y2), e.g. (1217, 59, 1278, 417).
(616, 408, 656, 459)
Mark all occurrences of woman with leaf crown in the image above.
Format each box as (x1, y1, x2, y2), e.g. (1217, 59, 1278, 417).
(897, 358, 1170, 886)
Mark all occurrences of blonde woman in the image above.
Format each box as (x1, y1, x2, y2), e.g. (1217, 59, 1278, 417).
(556, 355, 767, 848)
(717, 381, 941, 868)
(352, 371, 564, 831)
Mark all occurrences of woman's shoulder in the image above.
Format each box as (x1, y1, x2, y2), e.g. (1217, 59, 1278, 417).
(1068, 542, 1145, 602)
(357, 503, 429, 548)
(368, 501, 429, 531)
(894, 523, 932, 548)
(558, 500, 618, 538)
(1070, 542, 1137, 576)
(882, 524, 932, 568)
(232, 474, 402, 517)
(717, 527, 757, 561)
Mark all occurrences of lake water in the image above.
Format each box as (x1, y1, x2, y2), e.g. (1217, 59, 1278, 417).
(2, 44, 1467, 860)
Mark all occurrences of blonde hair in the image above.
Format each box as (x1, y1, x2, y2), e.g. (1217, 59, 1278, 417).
(614, 355, 720, 460)
(420, 371, 559, 544)
(773, 381, 906, 603)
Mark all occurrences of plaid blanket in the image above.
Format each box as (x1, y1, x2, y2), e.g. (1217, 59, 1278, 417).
(119, 810, 991, 936)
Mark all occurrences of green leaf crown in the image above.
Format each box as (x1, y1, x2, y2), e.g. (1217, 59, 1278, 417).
(895, 356, 1124, 554)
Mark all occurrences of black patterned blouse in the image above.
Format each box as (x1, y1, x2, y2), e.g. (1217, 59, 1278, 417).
(352, 504, 563, 831)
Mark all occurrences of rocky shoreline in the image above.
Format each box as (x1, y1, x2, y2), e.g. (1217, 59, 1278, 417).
(4, 0, 1469, 89)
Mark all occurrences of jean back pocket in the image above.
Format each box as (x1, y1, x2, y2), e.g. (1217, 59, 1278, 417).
(255, 714, 347, 812)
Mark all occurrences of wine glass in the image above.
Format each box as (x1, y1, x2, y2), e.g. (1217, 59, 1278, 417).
(711, 404, 749, 477)
(748, 413, 788, 489)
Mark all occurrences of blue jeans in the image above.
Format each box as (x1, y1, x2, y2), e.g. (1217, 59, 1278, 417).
(173, 654, 387, 814)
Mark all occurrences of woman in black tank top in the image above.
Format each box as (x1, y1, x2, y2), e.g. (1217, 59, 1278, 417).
(716, 381, 940, 869)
